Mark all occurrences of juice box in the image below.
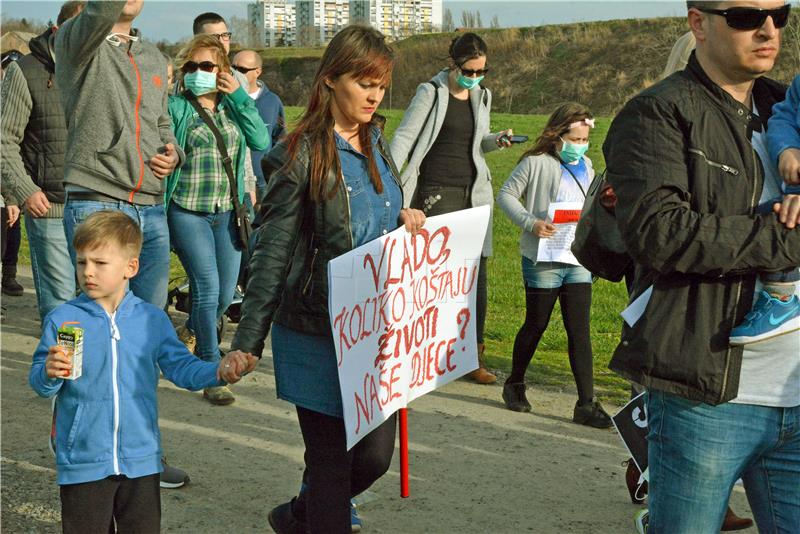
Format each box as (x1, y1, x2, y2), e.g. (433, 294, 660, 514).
(57, 324, 83, 380)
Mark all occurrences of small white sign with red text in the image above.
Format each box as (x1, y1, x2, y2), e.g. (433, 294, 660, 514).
(328, 206, 490, 450)
(536, 201, 583, 265)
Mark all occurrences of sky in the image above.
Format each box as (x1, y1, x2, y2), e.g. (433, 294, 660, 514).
(1, 1, 686, 43)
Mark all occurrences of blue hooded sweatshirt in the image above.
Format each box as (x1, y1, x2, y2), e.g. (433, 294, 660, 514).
(30, 292, 223, 485)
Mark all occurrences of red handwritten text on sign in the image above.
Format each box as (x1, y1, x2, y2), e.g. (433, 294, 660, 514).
(328, 207, 490, 449)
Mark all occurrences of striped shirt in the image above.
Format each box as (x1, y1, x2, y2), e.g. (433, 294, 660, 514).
(172, 106, 241, 213)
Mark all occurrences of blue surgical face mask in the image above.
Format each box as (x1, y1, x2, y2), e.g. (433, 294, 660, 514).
(184, 71, 217, 96)
(559, 137, 589, 163)
(457, 73, 484, 90)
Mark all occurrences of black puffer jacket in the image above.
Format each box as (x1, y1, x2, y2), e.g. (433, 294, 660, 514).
(231, 127, 403, 358)
(6, 28, 68, 210)
(603, 52, 800, 405)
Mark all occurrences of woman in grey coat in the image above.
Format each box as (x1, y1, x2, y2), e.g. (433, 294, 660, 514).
(496, 102, 611, 429)
(390, 32, 512, 384)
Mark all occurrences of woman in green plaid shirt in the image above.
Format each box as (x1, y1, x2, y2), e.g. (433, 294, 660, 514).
(165, 34, 270, 406)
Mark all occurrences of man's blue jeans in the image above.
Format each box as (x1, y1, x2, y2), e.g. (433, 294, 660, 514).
(647, 390, 800, 533)
(167, 203, 241, 363)
(25, 215, 76, 321)
(63, 200, 170, 309)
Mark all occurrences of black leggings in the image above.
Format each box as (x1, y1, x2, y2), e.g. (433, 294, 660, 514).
(294, 407, 396, 534)
(2, 215, 21, 278)
(508, 283, 594, 404)
(476, 256, 487, 343)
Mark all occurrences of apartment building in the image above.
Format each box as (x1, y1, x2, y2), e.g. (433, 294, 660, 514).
(248, 0, 296, 47)
(296, 0, 350, 46)
(351, 0, 442, 40)
(249, 0, 442, 47)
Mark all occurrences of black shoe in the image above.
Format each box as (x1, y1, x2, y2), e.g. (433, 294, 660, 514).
(268, 499, 307, 534)
(573, 398, 613, 429)
(159, 457, 190, 489)
(2, 277, 23, 296)
(502, 382, 531, 412)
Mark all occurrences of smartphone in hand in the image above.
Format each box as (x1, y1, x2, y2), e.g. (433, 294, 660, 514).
(508, 135, 529, 144)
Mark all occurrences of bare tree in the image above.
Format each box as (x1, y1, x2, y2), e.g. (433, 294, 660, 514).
(0, 16, 47, 34)
(460, 10, 476, 28)
(229, 15, 256, 48)
(490, 15, 500, 29)
(476, 11, 483, 29)
(443, 8, 454, 32)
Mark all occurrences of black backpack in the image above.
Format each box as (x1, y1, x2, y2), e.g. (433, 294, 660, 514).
(571, 170, 633, 282)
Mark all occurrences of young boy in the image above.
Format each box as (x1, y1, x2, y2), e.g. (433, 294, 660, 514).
(29, 211, 256, 533)
(728, 77, 800, 345)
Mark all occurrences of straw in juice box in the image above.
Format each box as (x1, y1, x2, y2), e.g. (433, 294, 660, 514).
(57, 322, 83, 380)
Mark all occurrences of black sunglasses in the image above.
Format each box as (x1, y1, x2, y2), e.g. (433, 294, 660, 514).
(696, 4, 790, 30)
(232, 65, 259, 74)
(459, 66, 490, 77)
(209, 31, 232, 41)
(181, 61, 217, 74)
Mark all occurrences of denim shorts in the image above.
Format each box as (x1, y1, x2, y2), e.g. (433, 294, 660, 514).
(521, 256, 592, 289)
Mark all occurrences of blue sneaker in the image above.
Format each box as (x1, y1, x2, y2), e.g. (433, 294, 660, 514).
(634, 510, 649, 534)
(730, 291, 800, 345)
(299, 483, 361, 532)
(350, 500, 362, 533)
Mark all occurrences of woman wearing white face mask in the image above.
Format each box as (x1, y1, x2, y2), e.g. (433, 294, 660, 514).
(496, 103, 612, 428)
(165, 34, 270, 406)
(391, 32, 513, 384)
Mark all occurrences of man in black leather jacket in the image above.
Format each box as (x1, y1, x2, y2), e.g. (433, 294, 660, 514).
(604, 2, 800, 531)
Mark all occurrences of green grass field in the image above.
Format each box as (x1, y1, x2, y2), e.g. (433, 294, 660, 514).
(16, 106, 631, 403)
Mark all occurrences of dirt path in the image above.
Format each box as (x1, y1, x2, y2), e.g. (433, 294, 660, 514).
(1, 267, 754, 533)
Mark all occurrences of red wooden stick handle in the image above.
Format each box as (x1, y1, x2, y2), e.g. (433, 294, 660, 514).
(399, 408, 409, 498)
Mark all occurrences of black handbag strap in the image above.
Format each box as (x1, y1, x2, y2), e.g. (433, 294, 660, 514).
(184, 90, 241, 211)
(559, 160, 587, 198)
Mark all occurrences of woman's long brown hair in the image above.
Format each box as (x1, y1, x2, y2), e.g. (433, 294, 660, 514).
(520, 102, 593, 163)
(286, 25, 394, 202)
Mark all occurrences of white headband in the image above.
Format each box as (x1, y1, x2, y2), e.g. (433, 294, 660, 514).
(568, 118, 595, 130)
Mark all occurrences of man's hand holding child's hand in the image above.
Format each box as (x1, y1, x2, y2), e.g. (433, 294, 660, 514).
(45, 346, 72, 378)
(774, 194, 800, 229)
(217, 350, 258, 383)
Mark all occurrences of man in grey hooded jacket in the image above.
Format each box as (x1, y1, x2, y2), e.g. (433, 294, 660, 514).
(55, 0, 181, 309)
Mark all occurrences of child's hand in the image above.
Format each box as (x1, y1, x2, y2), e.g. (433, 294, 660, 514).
(45, 346, 72, 378)
(774, 194, 800, 229)
(778, 148, 800, 185)
(217, 351, 258, 383)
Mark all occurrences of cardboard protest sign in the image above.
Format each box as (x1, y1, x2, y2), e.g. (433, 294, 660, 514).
(328, 206, 490, 450)
(612, 391, 649, 479)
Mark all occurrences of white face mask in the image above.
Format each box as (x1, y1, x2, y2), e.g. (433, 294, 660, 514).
(105, 33, 139, 47)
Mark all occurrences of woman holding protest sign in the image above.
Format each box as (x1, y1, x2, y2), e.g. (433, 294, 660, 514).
(496, 103, 612, 429)
(229, 25, 425, 534)
(165, 34, 270, 406)
(390, 32, 514, 384)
